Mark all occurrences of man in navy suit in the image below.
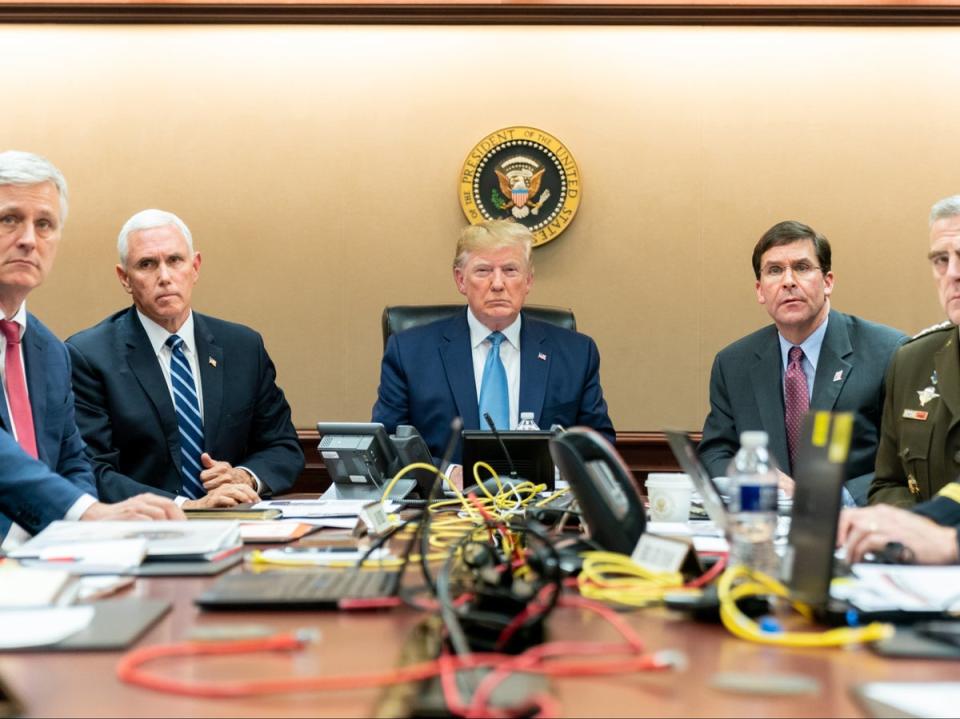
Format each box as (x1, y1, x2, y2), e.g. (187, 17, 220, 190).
(66, 209, 303, 507)
(372, 219, 614, 481)
(0, 150, 182, 540)
(698, 220, 906, 506)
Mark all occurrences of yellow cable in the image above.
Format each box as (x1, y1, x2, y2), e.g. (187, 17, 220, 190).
(576, 551, 684, 607)
(716, 564, 894, 647)
(379, 462, 469, 511)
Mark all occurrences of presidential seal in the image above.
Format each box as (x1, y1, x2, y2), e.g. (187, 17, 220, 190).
(459, 126, 581, 247)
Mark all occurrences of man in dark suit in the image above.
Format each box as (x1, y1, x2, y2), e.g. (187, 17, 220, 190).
(698, 221, 906, 506)
(66, 209, 303, 507)
(372, 219, 614, 479)
(0, 150, 181, 540)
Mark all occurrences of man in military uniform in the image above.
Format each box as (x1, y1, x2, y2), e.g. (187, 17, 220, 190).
(839, 483, 960, 563)
(869, 195, 960, 507)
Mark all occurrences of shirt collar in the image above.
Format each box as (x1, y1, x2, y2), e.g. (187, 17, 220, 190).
(2, 302, 28, 341)
(778, 313, 829, 371)
(136, 309, 196, 357)
(467, 307, 522, 350)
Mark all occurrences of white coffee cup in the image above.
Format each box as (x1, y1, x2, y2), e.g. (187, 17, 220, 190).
(646, 473, 694, 523)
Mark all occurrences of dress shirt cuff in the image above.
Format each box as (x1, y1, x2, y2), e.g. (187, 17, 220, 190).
(840, 487, 857, 508)
(174, 496, 189, 507)
(65, 494, 98, 521)
(237, 466, 263, 494)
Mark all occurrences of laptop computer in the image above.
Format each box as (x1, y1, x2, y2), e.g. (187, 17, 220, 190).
(663, 430, 730, 532)
(784, 412, 952, 625)
(195, 568, 402, 611)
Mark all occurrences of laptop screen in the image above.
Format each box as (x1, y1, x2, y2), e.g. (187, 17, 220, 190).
(663, 430, 730, 532)
(783, 412, 851, 608)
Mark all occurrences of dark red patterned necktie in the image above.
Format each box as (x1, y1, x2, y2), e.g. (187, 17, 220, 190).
(784, 345, 809, 471)
(0, 319, 38, 459)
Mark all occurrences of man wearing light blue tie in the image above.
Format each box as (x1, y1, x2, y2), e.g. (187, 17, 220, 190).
(372, 219, 614, 482)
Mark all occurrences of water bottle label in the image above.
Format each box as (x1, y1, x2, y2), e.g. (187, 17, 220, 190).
(738, 483, 777, 512)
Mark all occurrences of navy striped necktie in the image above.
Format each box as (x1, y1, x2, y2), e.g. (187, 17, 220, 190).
(165, 334, 206, 499)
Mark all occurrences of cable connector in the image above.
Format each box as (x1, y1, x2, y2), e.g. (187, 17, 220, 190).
(651, 649, 688, 672)
(294, 629, 321, 645)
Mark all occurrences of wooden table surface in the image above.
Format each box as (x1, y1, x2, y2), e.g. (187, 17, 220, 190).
(0, 554, 956, 717)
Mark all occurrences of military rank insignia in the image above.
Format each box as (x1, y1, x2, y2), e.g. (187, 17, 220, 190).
(459, 126, 581, 247)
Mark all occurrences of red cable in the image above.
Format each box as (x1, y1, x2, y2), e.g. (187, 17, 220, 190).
(685, 554, 727, 588)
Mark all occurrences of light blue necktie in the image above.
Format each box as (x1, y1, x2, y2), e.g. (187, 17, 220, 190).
(165, 334, 206, 499)
(478, 331, 509, 431)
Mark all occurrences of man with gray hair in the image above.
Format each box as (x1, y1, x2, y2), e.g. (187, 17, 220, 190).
(372, 219, 614, 477)
(66, 209, 303, 507)
(0, 150, 183, 542)
(870, 195, 960, 506)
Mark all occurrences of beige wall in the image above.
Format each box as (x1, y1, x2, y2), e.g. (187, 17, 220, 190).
(2, 25, 956, 430)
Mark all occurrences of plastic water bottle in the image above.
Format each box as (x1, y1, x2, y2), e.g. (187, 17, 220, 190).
(726, 431, 779, 576)
(516, 412, 540, 431)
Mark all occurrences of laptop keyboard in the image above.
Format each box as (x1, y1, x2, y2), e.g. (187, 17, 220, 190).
(197, 569, 401, 608)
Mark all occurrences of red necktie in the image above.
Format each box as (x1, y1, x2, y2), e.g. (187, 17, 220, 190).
(0, 319, 38, 459)
(784, 345, 809, 471)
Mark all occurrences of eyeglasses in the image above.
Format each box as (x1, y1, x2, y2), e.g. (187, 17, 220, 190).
(760, 261, 821, 282)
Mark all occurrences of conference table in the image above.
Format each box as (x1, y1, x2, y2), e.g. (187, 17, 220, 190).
(0, 532, 956, 718)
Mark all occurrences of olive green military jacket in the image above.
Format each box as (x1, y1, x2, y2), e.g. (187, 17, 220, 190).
(869, 323, 960, 508)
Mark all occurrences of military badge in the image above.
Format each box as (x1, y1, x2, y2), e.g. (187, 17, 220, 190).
(917, 386, 939, 406)
(459, 126, 581, 247)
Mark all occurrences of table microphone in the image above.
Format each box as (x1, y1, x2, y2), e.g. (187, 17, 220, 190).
(483, 412, 520, 480)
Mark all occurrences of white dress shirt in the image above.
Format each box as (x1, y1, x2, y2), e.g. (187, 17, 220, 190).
(467, 308, 522, 431)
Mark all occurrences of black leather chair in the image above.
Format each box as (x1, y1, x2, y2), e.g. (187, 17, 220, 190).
(381, 304, 576, 350)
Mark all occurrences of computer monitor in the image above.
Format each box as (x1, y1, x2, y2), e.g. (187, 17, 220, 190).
(461, 430, 556, 491)
(316, 422, 418, 501)
(548, 428, 646, 555)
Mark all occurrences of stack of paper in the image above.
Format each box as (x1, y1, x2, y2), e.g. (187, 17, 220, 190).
(253, 499, 398, 529)
(239, 521, 318, 544)
(0, 567, 75, 607)
(19, 539, 147, 574)
(843, 565, 960, 613)
(11, 521, 242, 565)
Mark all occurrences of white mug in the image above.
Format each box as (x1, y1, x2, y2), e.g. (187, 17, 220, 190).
(646, 473, 694, 523)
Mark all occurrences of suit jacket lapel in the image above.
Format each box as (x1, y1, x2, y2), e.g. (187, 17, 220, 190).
(439, 310, 480, 430)
(811, 311, 852, 412)
(0, 382, 9, 432)
(518, 316, 548, 423)
(123, 309, 182, 473)
(752, 331, 791, 470)
(194, 314, 222, 451)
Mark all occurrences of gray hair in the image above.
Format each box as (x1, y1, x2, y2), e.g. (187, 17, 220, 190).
(0, 150, 69, 223)
(930, 195, 960, 227)
(117, 209, 194, 266)
(454, 219, 533, 271)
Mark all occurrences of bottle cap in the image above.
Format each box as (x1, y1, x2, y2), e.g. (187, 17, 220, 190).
(739, 431, 769, 448)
